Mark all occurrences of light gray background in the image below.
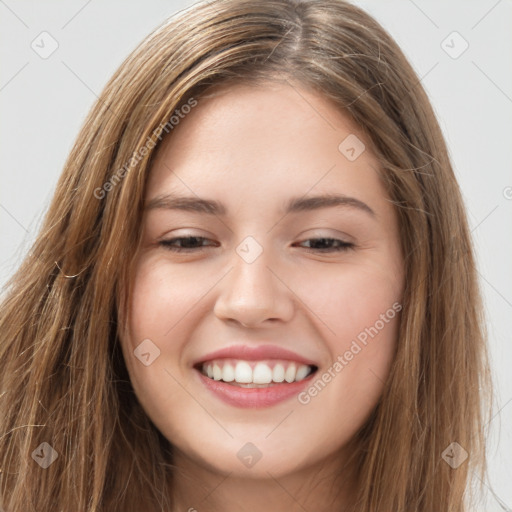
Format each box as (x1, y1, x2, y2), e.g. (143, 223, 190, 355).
(1, 0, 511, 509)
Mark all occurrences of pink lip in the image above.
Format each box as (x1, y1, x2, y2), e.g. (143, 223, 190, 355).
(192, 344, 319, 408)
(195, 370, 316, 408)
(193, 344, 318, 366)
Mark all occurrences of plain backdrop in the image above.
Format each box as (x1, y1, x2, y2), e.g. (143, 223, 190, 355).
(0, 0, 511, 509)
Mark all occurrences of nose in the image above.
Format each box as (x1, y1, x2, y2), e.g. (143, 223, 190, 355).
(213, 248, 295, 328)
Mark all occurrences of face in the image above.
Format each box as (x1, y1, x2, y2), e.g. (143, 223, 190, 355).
(119, 82, 404, 480)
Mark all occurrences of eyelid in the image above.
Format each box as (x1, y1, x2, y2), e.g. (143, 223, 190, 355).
(295, 227, 355, 242)
(157, 234, 356, 254)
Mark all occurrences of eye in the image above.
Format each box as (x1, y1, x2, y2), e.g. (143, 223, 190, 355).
(158, 236, 217, 252)
(158, 236, 355, 253)
(294, 237, 355, 253)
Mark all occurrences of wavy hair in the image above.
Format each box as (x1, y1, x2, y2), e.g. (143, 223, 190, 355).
(0, 0, 492, 510)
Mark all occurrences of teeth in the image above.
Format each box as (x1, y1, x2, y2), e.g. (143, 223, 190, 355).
(253, 363, 273, 384)
(272, 363, 285, 382)
(295, 364, 310, 381)
(284, 363, 296, 383)
(212, 364, 222, 380)
(222, 363, 235, 382)
(234, 361, 253, 383)
(201, 359, 314, 385)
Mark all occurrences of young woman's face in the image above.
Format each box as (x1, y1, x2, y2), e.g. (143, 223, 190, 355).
(119, 82, 404, 479)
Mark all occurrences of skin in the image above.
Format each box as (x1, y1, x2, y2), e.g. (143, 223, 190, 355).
(119, 81, 405, 512)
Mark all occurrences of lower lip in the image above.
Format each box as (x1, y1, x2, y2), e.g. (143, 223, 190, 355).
(195, 370, 315, 408)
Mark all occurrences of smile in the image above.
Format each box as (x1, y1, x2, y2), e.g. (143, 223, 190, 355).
(198, 359, 317, 387)
(192, 344, 320, 407)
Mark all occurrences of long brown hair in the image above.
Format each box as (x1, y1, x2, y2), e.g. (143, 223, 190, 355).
(0, 0, 493, 510)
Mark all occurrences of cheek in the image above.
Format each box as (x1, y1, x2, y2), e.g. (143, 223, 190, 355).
(130, 267, 179, 339)
(298, 260, 401, 345)
(119, 260, 197, 423)
(126, 258, 212, 349)
(294, 262, 401, 419)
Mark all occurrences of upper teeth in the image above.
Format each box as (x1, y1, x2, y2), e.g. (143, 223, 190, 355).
(201, 359, 313, 384)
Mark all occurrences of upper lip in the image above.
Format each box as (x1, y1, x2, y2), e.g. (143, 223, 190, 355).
(193, 344, 319, 367)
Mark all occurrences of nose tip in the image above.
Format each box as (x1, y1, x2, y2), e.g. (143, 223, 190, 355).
(232, 315, 279, 329)
(213, 255, 294, 327)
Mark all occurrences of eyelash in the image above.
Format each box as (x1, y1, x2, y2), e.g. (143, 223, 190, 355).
(158, 236, 355, 253)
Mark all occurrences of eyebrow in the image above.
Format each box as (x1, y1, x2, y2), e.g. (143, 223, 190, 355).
(145, 192, 376, 218)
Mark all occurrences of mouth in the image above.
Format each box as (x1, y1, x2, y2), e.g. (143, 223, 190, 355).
(194, 359, 318, 388)
(193, 357, 319, 408)
(192, 344, 320, 407)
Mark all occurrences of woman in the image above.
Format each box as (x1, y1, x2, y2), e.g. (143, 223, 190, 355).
(0, 0, 492, 510)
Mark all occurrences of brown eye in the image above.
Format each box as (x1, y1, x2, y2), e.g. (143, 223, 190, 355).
(159, 236, 217, 252)
(295, 238, 354, 253)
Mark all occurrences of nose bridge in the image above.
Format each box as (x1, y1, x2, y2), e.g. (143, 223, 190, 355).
(213, 237, 294, 326)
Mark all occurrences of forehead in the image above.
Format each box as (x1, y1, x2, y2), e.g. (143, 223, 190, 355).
(146, 82, 388, 216)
